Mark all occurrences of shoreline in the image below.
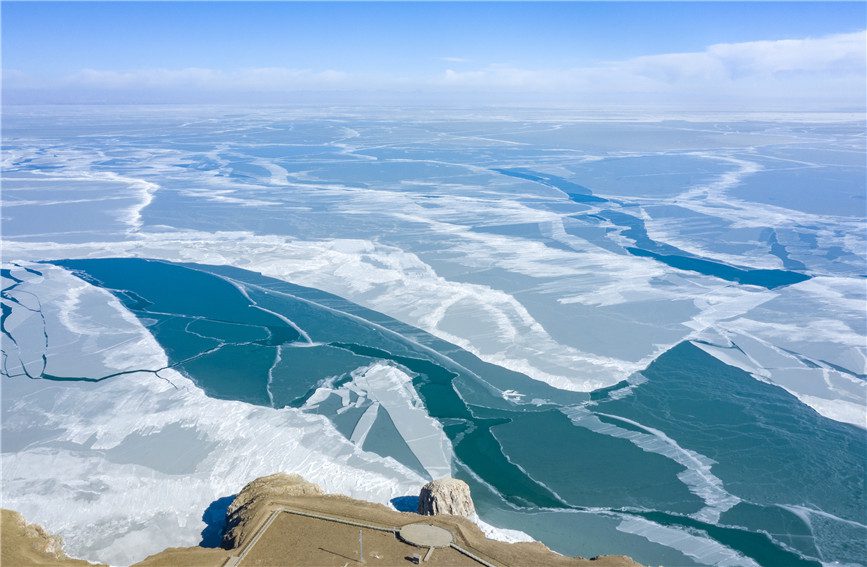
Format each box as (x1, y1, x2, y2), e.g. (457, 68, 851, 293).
(2, 474, 640, 567)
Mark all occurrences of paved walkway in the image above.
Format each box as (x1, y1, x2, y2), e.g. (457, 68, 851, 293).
(399, 523, 454, 548)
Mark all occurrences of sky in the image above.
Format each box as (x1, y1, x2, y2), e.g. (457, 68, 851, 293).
(2, 1, 866, 109)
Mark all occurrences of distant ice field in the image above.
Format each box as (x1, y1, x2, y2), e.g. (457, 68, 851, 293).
(1, 107, 865, 567)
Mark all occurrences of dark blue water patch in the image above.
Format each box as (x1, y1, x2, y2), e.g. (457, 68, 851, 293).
(0, 267, 28, 347)
(589, 210, 810, 289)
(1, 269, 24, 286)
(39, 368, 161, 383)
(0, 302, 16, 346)
(18, 265, 42, 277)
(627, 247, 810, 288)
(597, 209, 682, 255)
(199, 495, 235, 548)
(567, 192, 608, 204)
(1, 266, 48, 378)
(491, 168, 608, 203)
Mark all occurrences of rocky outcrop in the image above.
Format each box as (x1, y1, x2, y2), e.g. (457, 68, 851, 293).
(0, 509, 103, 567)
(222, 473, 322, 550)
(418, 477, 476, 517)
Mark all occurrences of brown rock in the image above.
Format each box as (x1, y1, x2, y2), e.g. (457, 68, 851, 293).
(221, 472, 322, 549)
(0, 509, 104, 567)
(418, 477, 476, 517)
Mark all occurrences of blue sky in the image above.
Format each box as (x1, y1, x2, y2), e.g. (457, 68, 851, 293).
(3, 2, 866, 108)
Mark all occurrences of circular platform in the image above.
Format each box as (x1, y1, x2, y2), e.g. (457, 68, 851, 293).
(398, 523, 454, 548)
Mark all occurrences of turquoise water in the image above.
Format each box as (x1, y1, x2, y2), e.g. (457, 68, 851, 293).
(47, 258, 864, 567)
(598, 342, 866, 562)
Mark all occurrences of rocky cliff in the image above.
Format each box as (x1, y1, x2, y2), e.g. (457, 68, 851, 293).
(0, 509, 104, 567)
(222, 472, 322, 550)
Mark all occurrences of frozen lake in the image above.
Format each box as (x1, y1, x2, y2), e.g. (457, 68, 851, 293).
(2, 106, 865, 566)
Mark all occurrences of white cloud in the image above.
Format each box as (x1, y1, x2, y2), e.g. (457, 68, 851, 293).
(3, 30, 865, 107)
(623, 30, 866, 81)
(706, 30, 867, 74)
(438, 30, 866, 86)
